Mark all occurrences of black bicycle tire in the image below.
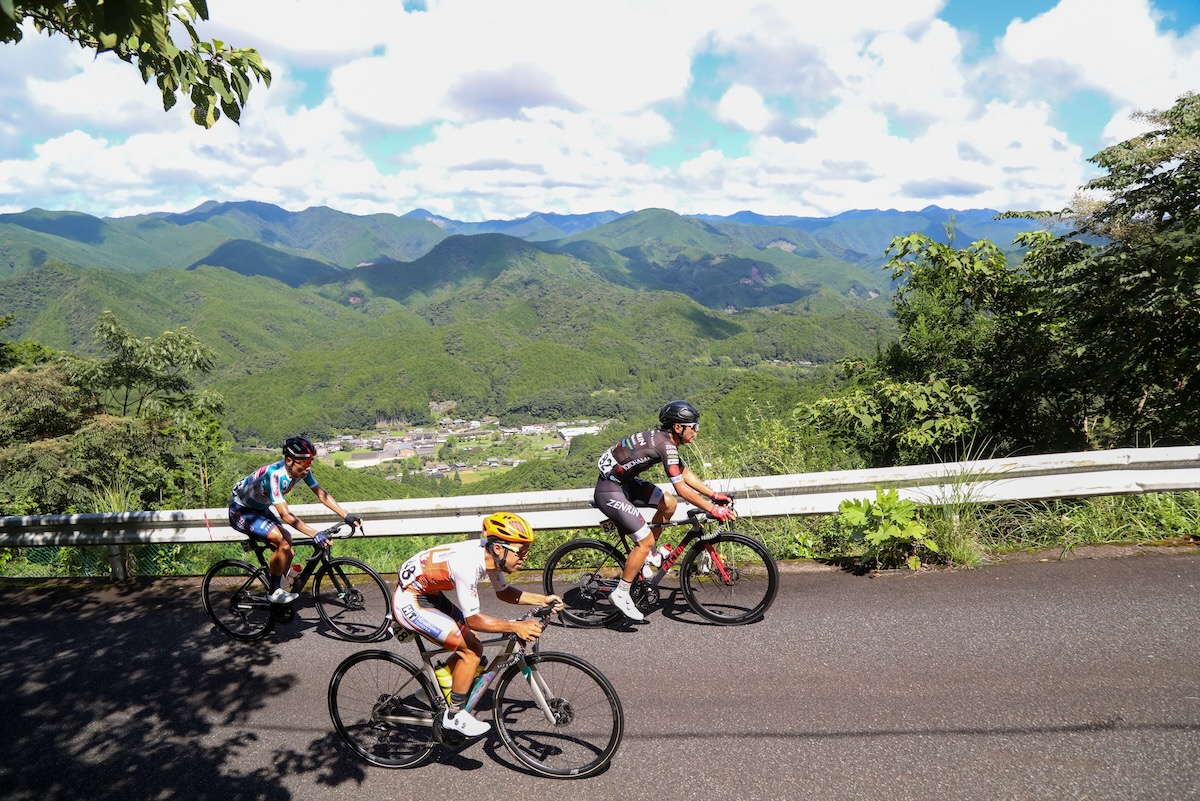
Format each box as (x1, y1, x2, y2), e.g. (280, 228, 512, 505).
(542, 539, 625, 628)
(492, 651, 624, 779)
(201, 558, 276, 641)
(313, 557, 392, 642)
(328, 649, 438, 769)
(678, 532, 779, 625)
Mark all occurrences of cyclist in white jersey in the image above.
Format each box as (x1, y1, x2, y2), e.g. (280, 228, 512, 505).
(392, 512, 562, 737)
(227, 436, 362, 604)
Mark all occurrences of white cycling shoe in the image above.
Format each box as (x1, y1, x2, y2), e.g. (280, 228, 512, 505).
(267, 587, 298, 604)
(442, 708, 490, 737)
(609, 587, 645, 621)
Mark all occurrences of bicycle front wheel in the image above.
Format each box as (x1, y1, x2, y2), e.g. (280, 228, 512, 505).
(314, 557, 392, 642)
(493, 651, 624, 779)
(328, 649, 437, 769)
(201, 559, 275, 641)
(542, 539, 625, 627)
(678, 532, 779, 625)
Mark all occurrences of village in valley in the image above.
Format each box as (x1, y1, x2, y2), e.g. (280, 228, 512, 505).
(310, 405, 608, 483)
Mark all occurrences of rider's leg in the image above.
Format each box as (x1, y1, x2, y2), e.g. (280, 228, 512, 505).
(441, 626, 490, 736)
(265, 525, 294, 590)
(447, 629, 483, 700)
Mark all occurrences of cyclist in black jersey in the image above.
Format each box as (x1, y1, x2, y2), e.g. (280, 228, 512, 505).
(594, 400, 735, 621)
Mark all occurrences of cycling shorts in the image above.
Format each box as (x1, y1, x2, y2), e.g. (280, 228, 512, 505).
(228, 501, 283, 541)
(593, 475, 664, 541)
(392, 589, 468, 651)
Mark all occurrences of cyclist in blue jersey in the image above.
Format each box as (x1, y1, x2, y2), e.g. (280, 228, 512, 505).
(594, 400, 735, 621)
(228, 436, 363, 604)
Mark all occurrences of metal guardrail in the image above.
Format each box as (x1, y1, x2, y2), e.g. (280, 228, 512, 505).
(2, 446, 1197, 548)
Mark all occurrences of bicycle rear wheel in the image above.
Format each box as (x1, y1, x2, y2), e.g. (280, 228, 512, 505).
(542, 539, 625, 627)
(328, 650, 437, 768)
(314, 557, 392, 642)
(678, 532, 778, 625)
(201, 559, 275, 641)
(493, 651, 624, 779)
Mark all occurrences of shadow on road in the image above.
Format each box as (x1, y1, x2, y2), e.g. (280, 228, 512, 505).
(0, 579, 376, 801)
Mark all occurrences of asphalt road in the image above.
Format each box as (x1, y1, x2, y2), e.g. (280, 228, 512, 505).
(2, 549, 1198, 801)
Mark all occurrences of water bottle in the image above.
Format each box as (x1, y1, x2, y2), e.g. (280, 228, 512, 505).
(285, 562, 303, 590)
(435, 665, 453, 702)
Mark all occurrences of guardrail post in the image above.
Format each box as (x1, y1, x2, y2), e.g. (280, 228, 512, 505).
(105, 544, 127, 581)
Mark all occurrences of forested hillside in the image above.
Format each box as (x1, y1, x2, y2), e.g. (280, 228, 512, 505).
(0, 204, 953, 443)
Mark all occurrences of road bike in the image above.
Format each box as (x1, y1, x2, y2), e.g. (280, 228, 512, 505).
(328, 607, 624, 779)
(202, 523, 391, 643)
(542, 505, 778, 626)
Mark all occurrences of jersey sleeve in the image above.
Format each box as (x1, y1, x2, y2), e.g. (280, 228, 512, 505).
(662, 440, 685, 483)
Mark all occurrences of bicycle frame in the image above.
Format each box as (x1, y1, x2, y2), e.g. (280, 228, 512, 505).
(387, 619, 561, 733)
(605, 509, 740, 588)
(242, 535, 329, 595)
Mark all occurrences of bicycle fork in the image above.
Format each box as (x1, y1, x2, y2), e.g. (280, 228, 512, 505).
(519, 656, 564, 725)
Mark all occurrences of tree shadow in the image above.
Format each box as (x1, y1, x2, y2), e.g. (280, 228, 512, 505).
(0, 578, 377, 801)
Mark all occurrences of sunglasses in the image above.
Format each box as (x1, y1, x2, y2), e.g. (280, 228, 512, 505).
(495, 542, 530, 559)
(289, 457, 313, 467)
(681, 422, 699, 431)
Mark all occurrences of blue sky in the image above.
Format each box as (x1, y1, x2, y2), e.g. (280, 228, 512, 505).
(0, 0, 1197, 220)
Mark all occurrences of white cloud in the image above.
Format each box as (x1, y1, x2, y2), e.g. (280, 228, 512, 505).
(997, 0, 1200, 141)
(716, 86, 772, 133)
(0, 0, 1195, 219)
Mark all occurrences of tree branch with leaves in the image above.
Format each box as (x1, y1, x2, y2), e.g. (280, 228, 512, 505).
(1, 0, 270, 127)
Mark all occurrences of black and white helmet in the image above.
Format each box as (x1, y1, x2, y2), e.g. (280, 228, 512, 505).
(282, 436, 317, 460)
(658, 400, 700, 429)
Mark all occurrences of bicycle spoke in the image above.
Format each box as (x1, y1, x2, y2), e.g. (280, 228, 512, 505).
(328, 650, 437, 769)
(493, 653, 624, 779)
(314, 559, 391, 642)
(202, 560, 274, 641)
(680, 533, 778, 625)
(543, 540, 624, 627)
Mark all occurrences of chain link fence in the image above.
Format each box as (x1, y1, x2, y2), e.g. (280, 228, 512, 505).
(1, 543, 250, 579)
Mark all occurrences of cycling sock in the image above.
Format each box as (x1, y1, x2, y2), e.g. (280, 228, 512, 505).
(616, 579, 631, 593)
(269, 573, 281, 591)
(449, 691, 468, 710)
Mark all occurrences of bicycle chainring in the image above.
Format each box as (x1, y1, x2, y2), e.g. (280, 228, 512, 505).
(432, 713, 466, 747)
(630, 580, 659, 610)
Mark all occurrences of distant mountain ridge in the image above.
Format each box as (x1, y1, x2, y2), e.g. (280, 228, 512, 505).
(0, 200, 1051, 440)
(1, 200, 1042, 281)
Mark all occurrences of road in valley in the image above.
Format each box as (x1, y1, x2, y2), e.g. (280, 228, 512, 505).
(2, 549, 1198, 801)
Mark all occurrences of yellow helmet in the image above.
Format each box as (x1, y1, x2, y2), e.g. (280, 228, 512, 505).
(482, 511, 534, 544)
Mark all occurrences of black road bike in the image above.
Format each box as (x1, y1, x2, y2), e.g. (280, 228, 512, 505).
(328, 607, 624, 779)
(542, 506, 778, 626)
(202, 523, 391, 642)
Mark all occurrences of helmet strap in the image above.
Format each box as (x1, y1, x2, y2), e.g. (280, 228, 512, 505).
(486, 539, 508, 569)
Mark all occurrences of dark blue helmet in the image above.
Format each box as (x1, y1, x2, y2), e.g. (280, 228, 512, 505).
(283, 436, 317, 460)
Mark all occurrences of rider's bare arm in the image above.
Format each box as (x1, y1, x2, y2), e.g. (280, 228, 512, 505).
(273, 501, 319, 537)
(312, 485, 350, 520)
(680, 467, 737, 520)
(464, 611, 544, 642)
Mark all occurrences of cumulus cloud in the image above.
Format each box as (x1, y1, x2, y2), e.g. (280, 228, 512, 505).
(0, 0, 1195, 219)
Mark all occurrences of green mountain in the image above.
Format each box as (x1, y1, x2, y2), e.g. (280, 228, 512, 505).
(0, 201, 450, 279)
(188, 239, 344, 287)
(0, 244, 893, 444)
(3, 201, 1062, 444)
